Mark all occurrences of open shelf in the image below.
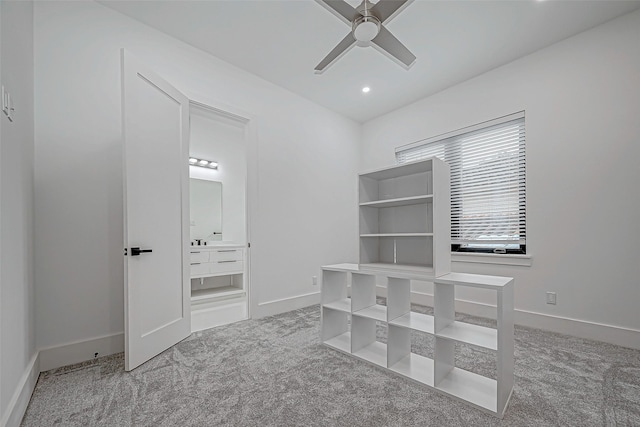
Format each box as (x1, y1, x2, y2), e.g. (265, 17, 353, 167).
(353, 341, 387, 367)
(359, 263, 434, 276)
(191, 286, 245, 302)
(353, 304, 387, 321)
(359, 160, 433, 183)
(359, 195, 433, 208)
(324, 332, 351, 353)
(323, 298, 351, 313)
(360, 233, 433, 237)
(437, 321, 498, 351)
(389, 312, 434, 334)
(436, 367, 497, 413)
(389, 353, 435, 387)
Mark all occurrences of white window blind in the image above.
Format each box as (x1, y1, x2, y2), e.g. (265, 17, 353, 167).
(396, 113, 526, 252)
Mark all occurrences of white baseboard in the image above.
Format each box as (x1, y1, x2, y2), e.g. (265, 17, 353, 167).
(513, 309, 640, 350)
(253, 291, 320, 319)
(192, 299, 248, 332)
(375, 286, 640, 350)
(1, 352, 39, 427)
(39, 332, 124, 372)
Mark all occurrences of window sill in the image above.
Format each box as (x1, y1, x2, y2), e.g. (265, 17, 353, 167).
(451, 252, 532, 267)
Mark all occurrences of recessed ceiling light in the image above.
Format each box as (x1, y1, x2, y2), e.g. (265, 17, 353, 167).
(362, 86, 371, 93)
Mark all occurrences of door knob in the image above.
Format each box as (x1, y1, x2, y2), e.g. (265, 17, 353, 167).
(130, 247, 153, 256)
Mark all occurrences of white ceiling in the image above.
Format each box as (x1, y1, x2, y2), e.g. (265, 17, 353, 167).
(99, 0, 640, 123)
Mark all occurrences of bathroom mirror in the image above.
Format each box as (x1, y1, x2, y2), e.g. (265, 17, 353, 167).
(189, 178, 222, 242)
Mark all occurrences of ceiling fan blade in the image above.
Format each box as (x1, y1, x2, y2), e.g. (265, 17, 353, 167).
(371, 0, 415, 23)
(315, 32, 357, 74)
(314, 0, 360, 25)
(371, 25, 416, 69)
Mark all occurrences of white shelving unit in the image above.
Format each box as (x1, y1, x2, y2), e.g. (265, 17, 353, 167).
(320, 265, 514, 418)
(358, 158, 450, 277)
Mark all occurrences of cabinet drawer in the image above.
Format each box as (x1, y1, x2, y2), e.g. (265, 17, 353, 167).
(190, 251, 210, 263)
(190, 262, 211, 276)
(211, 260, 244, 275)
(211, 249, 243, 262)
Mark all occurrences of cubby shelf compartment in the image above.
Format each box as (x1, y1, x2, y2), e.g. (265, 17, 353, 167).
(353, 341, 387, 367)
(320, 264, 514, 418)
(389, 312, 435, 334)
(323, 298, 351, 313)
(436, 367, 498, 413)
(389, 353, 435, 387)
(353, 304, 387, 322)
(359, 194, 433, 208)
(324, 331, 351, 353)
(437, 321, 497, 351)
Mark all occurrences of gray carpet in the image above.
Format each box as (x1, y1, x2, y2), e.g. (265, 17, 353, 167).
(22, 303, 640, 426)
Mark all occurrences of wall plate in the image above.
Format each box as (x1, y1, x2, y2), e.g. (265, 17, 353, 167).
(1, 85, 8, 116)
(6, 92, 14, 122)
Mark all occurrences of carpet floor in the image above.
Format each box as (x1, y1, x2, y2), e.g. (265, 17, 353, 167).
(22, 303, 640, 426)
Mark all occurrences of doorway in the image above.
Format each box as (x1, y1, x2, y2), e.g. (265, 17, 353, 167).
(187, 101, 250, 331)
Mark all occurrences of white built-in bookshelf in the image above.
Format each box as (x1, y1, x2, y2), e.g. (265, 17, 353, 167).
(321, 265, 514, 418)
(358, 158, 450, 277)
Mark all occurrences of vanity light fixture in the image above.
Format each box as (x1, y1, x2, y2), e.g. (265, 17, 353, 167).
(189, 157, 218, 170)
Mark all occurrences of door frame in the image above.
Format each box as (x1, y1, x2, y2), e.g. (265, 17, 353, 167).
(187, 97, 257, 320)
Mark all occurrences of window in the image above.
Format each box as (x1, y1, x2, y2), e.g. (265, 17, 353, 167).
(396, 112, 526, 254)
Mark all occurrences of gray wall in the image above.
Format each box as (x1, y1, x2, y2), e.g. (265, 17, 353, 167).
(33, 1, 359, 359)
(361, 10, 640, 346)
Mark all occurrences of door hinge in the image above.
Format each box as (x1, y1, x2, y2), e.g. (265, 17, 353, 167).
(248, 242, 251, 248)
(124, 248, 128, 256)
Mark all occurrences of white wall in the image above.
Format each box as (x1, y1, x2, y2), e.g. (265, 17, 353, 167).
(34, 1, 359, 360)
(189, 109, 246, 244)
(361, 10, 640, 345)
(0, 1, 36, 425)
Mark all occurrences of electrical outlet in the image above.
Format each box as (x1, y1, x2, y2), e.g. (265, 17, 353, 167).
(546, 292, 557, 305)
(312, 276, 318, 286)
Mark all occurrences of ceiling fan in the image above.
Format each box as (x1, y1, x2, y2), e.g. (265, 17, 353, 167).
(314, 0, 416, 73)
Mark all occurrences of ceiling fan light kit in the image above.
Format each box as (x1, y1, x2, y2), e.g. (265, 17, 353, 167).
(315, 0, 416, 73)
(353, 15, 381, 43)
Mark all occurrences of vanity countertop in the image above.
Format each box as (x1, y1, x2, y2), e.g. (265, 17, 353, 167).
(190, 243, 245, 250)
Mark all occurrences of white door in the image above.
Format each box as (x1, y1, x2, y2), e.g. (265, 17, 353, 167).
(121, 50, 191, 371)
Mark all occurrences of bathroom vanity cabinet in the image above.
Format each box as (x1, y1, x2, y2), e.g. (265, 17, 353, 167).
(189, 244, 246, 331)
